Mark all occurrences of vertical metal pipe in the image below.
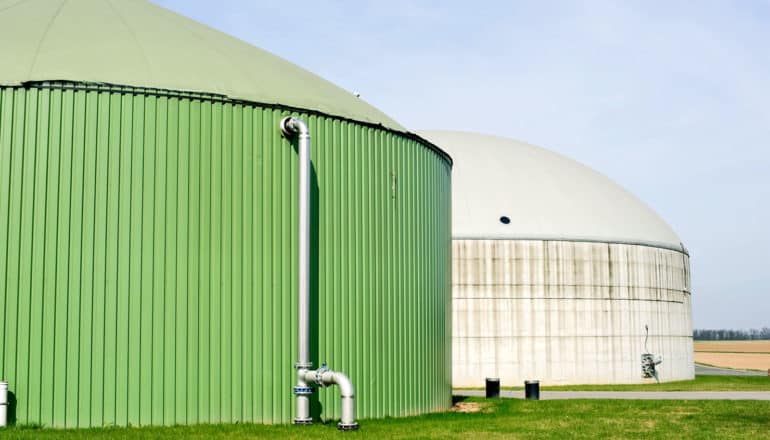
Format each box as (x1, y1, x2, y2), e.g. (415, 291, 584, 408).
(297, 121, 310, 367)
(282, 116, 314, 424)
(281, 116, 311, 366)
(331, 372, 357, 430)
(286, 118, 311, 366)
(282, 117, 358, 430)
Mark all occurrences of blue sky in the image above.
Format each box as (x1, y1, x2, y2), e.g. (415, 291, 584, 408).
(153, 1, 770, 329)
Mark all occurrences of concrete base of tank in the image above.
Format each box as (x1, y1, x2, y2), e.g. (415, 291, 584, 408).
(452, 239, 694, 387)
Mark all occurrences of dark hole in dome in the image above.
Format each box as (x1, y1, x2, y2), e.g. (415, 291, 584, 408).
(500, 216, 511, 225)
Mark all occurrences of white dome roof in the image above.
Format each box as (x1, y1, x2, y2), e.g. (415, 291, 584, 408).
(418, 130, 684, 252)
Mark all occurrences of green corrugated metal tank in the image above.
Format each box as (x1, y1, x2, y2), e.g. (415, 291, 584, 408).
(0, 0, 452, 428)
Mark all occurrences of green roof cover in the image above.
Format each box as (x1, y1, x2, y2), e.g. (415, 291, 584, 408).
(0, 0, 404, 130)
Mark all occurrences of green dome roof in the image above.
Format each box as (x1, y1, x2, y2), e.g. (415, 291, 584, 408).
(0, 0, 403, 130)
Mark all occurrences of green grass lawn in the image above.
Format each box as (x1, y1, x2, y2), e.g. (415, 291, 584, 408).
(462, 375, 770, 392)
(1, 398, 769, 439)
(542, 375, 770, 392)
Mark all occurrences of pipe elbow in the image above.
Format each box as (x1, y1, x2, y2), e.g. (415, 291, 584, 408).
(304, 368, 354, 397)
(332, 372, 354, 398)
(280, 116, 309, 138)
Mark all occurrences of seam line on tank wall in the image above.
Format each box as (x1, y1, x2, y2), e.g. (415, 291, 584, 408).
(38, 89, 52, 423)
(9, 89, 25, 414)
(456, 335, 694, 339)
(452, 297, 685, 304)
(0, 92, 8, 377)
(26, 88, 40, 424)
(453, 237, 688, 255)
(65, 87, 76, 426)
(453, 284, 690, 291)
(87, 92, 98, 426)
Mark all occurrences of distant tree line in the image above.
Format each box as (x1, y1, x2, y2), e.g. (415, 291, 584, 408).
(693, 328, 770, 340)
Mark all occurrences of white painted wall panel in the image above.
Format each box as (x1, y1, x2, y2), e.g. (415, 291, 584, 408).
(453, 239, 693, 387)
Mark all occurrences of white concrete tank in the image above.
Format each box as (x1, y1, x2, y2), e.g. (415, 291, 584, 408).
(419, 130, 693, 386)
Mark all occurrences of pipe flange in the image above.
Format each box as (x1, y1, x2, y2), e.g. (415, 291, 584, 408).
(293, 386, 314, 395)
(338, 422, 359, 431)
(294, 361, 313, 369)
(294, 417, 313, 425)
(315, 364, 330, 387)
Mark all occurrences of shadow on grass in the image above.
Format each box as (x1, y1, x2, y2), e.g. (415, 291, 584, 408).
(8, 391, 17, 426)
(452, 396, 468, 405)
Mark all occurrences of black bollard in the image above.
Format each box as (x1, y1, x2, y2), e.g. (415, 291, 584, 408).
(525, 380, 540, 400)
(485, 378, 500, 398)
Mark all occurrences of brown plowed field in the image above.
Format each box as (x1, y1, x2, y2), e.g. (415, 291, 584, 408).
(694, 340, 770, 371)
(695, 341, 770, 353)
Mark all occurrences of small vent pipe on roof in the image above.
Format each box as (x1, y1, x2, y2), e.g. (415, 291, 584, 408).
(280, 117, 358, 431)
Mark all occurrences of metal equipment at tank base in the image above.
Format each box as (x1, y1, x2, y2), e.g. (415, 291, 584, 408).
(524, 380, 540, 400)
(296, 363, 358, 431)
(281, 117, 358, 431)
(0, 381, 8, 427)
(641, 325, 663, 382)
(485, 378, 500, 398)
(641, 354, 663, 381)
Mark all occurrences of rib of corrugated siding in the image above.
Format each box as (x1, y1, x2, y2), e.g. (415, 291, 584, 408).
(309, 115, 452, 421)
(452, 239, 692, 387)
(0, 87, 452, 428)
